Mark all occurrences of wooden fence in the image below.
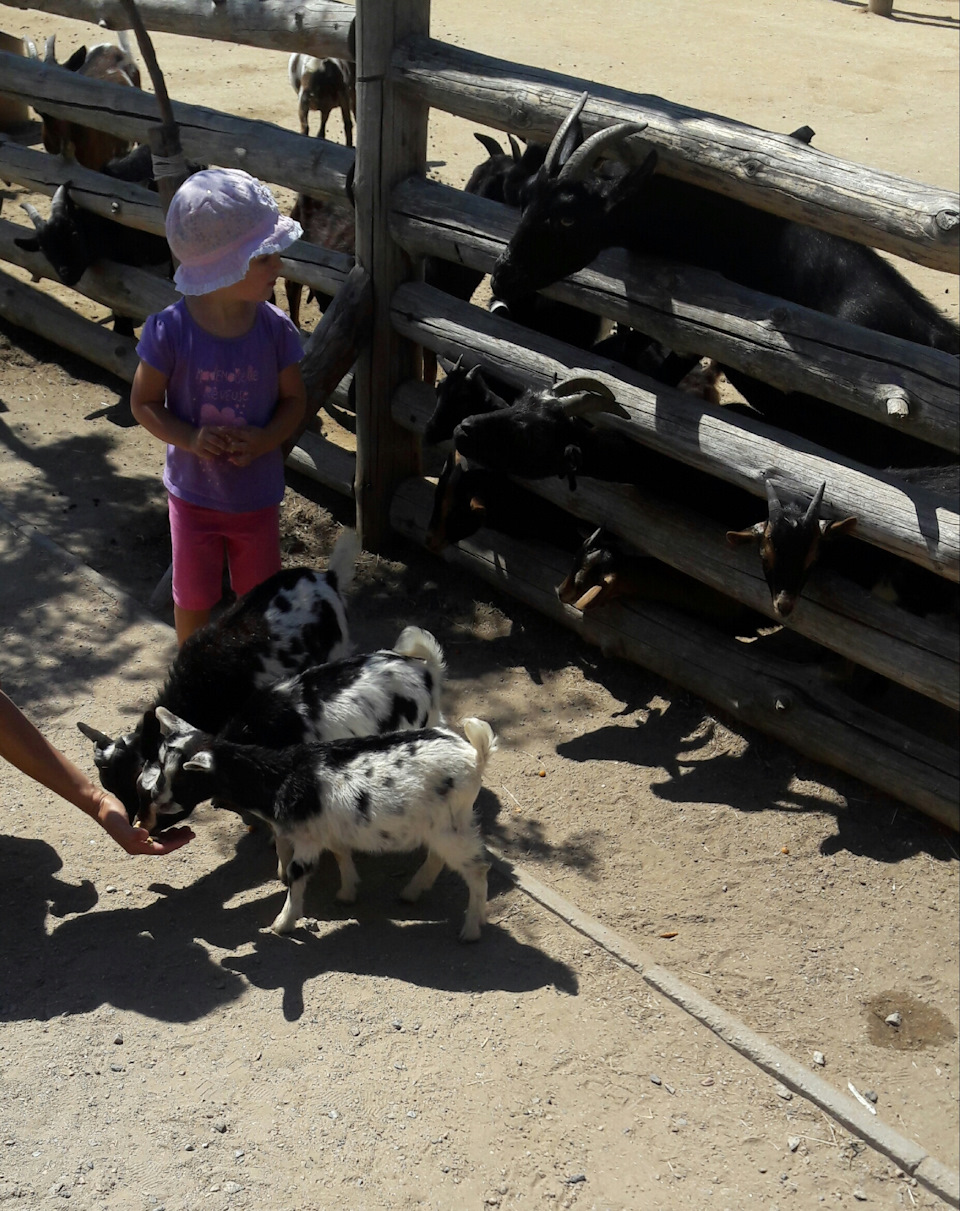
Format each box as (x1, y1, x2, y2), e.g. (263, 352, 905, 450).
(0, 0, 957, 827)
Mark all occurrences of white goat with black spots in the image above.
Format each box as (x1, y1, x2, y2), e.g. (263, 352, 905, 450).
(153, 708, 497, 941)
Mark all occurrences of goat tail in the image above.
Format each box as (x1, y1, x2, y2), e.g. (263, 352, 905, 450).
(326, 527, 362, 595)
(392, 626, 446, 682)
(461, 717, 498, 772)
(288, 52, 303, 94)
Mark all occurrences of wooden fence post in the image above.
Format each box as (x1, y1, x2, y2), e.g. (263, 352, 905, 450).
(352, 0, 427, 548)
(867, 0, 894, 14)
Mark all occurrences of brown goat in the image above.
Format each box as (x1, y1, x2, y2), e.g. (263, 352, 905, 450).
(284, 193, 355, 329)
(288, 53, 354, 145)
(27, 34, 140, 170)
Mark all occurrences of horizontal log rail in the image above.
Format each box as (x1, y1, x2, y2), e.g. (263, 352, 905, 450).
(393, 381, 958, 711)
(0, 142, 354, 303)
(391, 179, 959, 453)
(0, 51, 355, 202)
(0, 0, 355, 58)
(392, 37, 959, 274)
(391, 282, 960, 582)
(391, 478, 959, 832)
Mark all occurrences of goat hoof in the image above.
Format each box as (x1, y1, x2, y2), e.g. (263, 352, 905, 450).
(270, 914, 297, 935)
(458, 922, 482, 943)
(335, 888, 357, 904)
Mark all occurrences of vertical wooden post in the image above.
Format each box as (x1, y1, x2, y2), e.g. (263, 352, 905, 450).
(867, 0, 894, 14)
(353, 0, 427, 550)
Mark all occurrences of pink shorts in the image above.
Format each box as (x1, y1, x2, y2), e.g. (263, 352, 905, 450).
(168, 495, 281, 612)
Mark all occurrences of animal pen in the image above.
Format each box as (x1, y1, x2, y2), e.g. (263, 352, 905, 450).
(0, 0, 957, 828)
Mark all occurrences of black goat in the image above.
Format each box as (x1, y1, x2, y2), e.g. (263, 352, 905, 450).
(76, 530, 361, 826)
(426, 450, 586, 554)
(423, 356, 515, 447)
(15, 181, 171, 289)
(491, 94, 959, 357)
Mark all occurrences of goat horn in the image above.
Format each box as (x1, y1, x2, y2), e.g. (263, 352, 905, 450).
(23, 36, 38, 59)
(764, 477, 784, 523)
(77, 721, 114, 746)
(552, 375, 616, 401)
(543, 91, 589, 177)
(43, 33, 57, 63)
(508, 133, 522, 162)
(558, 120, 649, 183)
(558, 391, 623, 417)
(20, 201, 44, 230)
(804, 481, 827, 524)
(473, 132, 504, 160)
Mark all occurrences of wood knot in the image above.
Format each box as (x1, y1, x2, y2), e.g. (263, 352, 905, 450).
(935, 209, 959, 233)
(742, 158, 762, 178)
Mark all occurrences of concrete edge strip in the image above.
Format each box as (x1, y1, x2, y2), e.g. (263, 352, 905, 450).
(487, 846, 960, 1209)
(3, 503, 955, 1207)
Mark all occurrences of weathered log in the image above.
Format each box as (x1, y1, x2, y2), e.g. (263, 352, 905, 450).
(391, 282, 959, 581)
(350, 0, 426, 548)
(285, 429, 356, 499)
(0, 0, 355, 57)
(0, 51, 354, 203)
(393, 378, 958, 711)
(391, 476, 959, 831)
(0, 265, 139, 380)
(290, 262, 372, 454)
(391, 38, 959, 274)
(0, 141, 354, 300)
(391, 179, 959, 452)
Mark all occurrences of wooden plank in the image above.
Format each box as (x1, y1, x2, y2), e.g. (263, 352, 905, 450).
(391, 475, 959, 831)
(392, 378, 959, 711)
(391, 178, 959, 453)
(391, 282, 960, 581)
(391, 37, 959, 273)
(0, 51, 354, 203)
(350, 0, 426, 548)
(0, 0, 355, 57)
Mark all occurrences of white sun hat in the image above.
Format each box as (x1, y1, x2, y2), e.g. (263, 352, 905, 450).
(166, 167, 302, 296)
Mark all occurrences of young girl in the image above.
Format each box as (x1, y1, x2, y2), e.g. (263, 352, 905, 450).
(131, 168, 307, 647)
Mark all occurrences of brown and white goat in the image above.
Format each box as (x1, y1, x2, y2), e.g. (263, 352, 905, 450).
(288, 53, 354, 145)
(26, 33, 140, 170)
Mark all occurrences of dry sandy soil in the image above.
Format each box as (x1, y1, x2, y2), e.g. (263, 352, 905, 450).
(0, 1, 958, 1208)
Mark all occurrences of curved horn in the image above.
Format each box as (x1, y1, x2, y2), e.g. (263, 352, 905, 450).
(558, 392, 623, 418)
(43, 33, 57, 63)
(552, 375, 616, 401)
(77, 721, 114, 746)
(764, 477, 784, 523)
(543, 91, 589, 177)
(558, 120, 649, 183)
(473, 132, 505, 160)
(23, 37, 38, 59)
(508, 133, 522, 162)
(804, 481, 827, 524)
(20, 201, 45, 231)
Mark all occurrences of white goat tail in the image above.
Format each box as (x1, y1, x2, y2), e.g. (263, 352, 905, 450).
(326, 527, 361, 594)
(461, 717, 497, 769)
(392, 626, 446, 681)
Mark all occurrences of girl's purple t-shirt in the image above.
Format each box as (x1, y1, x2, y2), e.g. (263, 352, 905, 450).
(136, 299, 304, 513)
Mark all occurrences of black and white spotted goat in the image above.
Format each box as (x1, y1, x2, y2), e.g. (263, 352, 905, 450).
(152, 707, 497, 941)
(137, 626, 447, 829)
(77, 528, 361, 827)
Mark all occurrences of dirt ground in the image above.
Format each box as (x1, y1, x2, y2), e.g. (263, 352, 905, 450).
(0, 1, 958, 1208)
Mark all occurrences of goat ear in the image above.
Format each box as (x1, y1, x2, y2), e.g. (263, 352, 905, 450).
(468, 495, 487, 520)
(155, 706, 187, 736)
(820, 516, 858, 540)
(183, 752, 214, 773)
(726, 523, 765, 547)
(13, 235, 41, 252)
(77, 720, 114, 747)
(138, 763, 161, 795)
(64, 46, 87, 72)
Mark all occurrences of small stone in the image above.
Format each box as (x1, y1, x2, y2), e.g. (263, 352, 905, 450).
(212, 1120, 227, 1134)
(863, 1089, 878, 1104)
(812, 1051, 825, 1067)
(234, 1149, 244, 1158)
(885, 1012, 902, 1027)
(184, 1143, 194, 1151)
(788, 1137, 800, 1152)
(853, 1190, 867, 1202)
(224, 1181, 241, 1194)
(392, 1019, 402, 1030)
(113, 1034, 123, 1045)
(650, 1074, 662, 1085)
(109, 1064, 124, 1073)
(774, 1083, 793, 1100)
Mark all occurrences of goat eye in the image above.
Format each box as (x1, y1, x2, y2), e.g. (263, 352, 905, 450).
(559, 215, 575, 228)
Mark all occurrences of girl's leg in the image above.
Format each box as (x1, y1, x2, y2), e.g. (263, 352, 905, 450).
(223, 505, 282, 598)
(168, 496, 226, 646)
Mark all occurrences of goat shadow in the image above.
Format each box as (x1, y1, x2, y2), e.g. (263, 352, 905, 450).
(554, 701, 957, 865)
(0, 818, 577, 1027)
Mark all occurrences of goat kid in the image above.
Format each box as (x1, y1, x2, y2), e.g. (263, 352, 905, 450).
(152, 708, 497, 941)
(288, 53, 354, 145)
(284, 191, 356, 328)
(491, 93, 959, 357)
(76, 529, 362, 825)
(26, 33, 140, 170)
(138, 626, 447, 829)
